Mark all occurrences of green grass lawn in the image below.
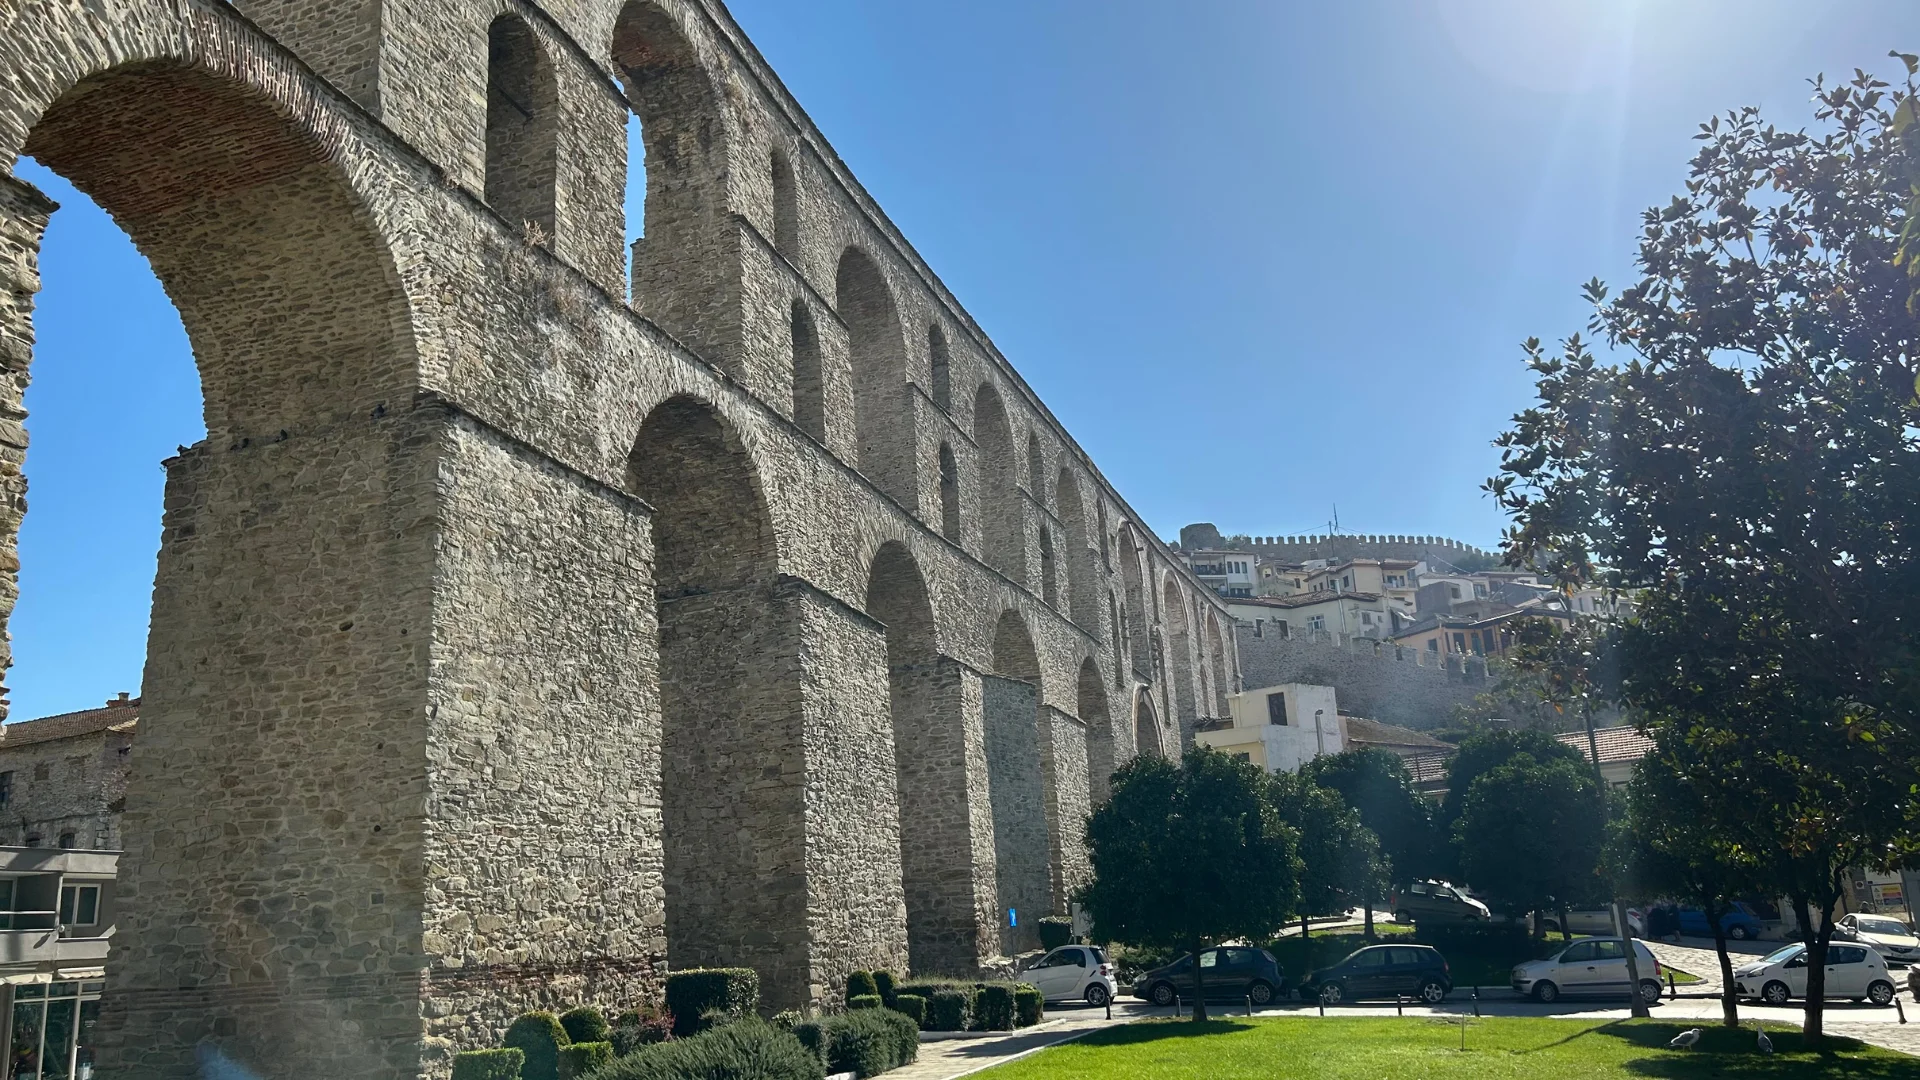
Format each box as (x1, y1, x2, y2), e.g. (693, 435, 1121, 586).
(980, 1018, 1916, 1079)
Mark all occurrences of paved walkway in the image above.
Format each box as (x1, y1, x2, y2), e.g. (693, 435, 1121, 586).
(1642, 936, 1772, 994)
(886, 1003, 1155, 1080)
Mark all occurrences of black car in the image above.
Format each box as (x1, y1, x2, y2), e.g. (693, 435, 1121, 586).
(1131, 946, 1286, 1006)
(1300, 944, 1452, 1005)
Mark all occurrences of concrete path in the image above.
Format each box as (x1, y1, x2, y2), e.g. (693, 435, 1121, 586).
(886, 1003, 1157, 1080)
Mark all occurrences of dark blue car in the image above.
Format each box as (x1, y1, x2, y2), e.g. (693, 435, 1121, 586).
(1677, 902, 1766, 941)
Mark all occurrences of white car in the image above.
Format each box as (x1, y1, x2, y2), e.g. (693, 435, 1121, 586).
(1732, 942, 1899, 1006)
(1020, 944, 1119, 1006)
(1837, 913, 1919, 965)
(1511, 936, 1666, 1004)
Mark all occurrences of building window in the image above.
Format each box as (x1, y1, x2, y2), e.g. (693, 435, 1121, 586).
(59, 884, 100, 929)
(56, 833, 74, 850)
(9, 979, 104, 1080)
(1427, 638, 1439, 652)
(1361, 612, 1374, 626)
(1452, 633, 1466, 652)
(1267, 692, 1287, 726)
(1449, 585, 1461, 600)
(1308, 615, 1325, 631)
(23, 836, 40, 848)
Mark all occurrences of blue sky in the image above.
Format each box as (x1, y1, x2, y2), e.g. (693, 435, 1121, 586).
(11, 0, 1920, 718)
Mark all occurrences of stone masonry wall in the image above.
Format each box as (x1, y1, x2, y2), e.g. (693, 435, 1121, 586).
(1236, 625, 1488, 731)
(982, 676, 1049, 955)
(0, 722, 134, 850)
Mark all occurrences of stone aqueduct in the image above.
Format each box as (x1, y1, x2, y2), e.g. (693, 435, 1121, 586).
(0, 0, 1239, 1074)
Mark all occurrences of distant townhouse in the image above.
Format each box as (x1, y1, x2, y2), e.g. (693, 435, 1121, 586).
(1180, 549, 1259, 598)
(0, 696, 137, 851)
(1225, 591, 1399, 640)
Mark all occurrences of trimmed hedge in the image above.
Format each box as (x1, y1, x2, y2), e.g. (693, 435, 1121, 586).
(504, 1012, 570, 1080)
(871, 970, 897, 1006)
(665, 969, 760, 1038)
(557, 1042, 613, 1079)
(1013, 984, 1043, 1028)
(845, 970, 879, 1002)
(889, 993, 926, 1029)
(847, 995, 882, 1011)
(793, 1008, 918, 1078)
(560, 1007, 611, 1045)
(452, 1048, 525, 1080)
(972, 984, 1015, 1031)
(588, 1020, 823, 1080)
(1036, 916, 1074, 951)
(927, 988, 971, 1032)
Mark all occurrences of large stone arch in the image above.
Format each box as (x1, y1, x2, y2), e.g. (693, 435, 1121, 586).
(974, 382, 1023, 582)
(484, 13, 559, 240)
(1078, 657, 1116, 805)
(1119, 526, 1151, 679)
(1133, 688, 1163, 759)
(1056, 467, 1100, 631)
(1160, 576, 1197, 734)
(866, 541, 982, 974)
(5, 38, 438, 1073)
(837, 247, 915, 506)
(985, 609, 1051, 952)
(1206, 612, 1232, 716)
(630, 395, 813, 1001)
(613, 0, 731, 356)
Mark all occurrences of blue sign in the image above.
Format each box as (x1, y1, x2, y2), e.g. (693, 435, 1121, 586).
(1008, 908, 1017, 928)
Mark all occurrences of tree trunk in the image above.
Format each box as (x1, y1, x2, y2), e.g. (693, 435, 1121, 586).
(1192, 939, 1209, 1022)
(1364, 889, 1377, 942)
(1302, 913, 1311, 939)
(1615, 900, 1649, 1019)
(1791, 895, 1826, 1048)
(1704, 897, 1738, 1028)
(1558, 902, 1573, 944)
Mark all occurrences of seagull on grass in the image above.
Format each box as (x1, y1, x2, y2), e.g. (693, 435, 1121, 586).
(1756, 1024, 1773, 1055)
(1669, 1028, 1703, 1051)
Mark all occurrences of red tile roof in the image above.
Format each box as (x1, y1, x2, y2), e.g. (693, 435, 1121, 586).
(1555, 726, 1655, 766)
(0, 698, 140, 749)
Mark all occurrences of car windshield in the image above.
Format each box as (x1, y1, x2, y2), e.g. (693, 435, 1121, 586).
(1761, 943, 1803, 965)
(1856, 916, 1911, 937)
(1089, 947, 1108, 963)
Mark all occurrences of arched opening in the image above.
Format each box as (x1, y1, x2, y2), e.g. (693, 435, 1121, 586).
(986, 610, 1053, 952)
(1025, 431, 1045, 503)
(15, 59, 418, 1072)
(790, 300, 824, 441)
(1119, 528, 1151, 679)
(1039, 527, 1058, 609)
(771, 146, 800, 256)
(1107, 591, 1124, 687)
(867, 543, 978, 972)
(1206, 614, 1232, 715)
(1134, 690, 1162, 759)
(1097, 500, 1111, 571)
(937, 443, 960, 541)
(485, 14, 558, 240)
(1056, 467, 1098, 629)
(629, 396, 807, 1003)
(1161, 578, 1196, 733)
(613, 1, 727, 351)
(928, 324, 952, 412)
(1078, 658, 1115, 805)
(836, 247, 914, 503)
(973, 383, 1023, 581)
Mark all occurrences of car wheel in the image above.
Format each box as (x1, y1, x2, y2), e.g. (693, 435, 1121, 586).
(1532, 981, 1560, 1004)
(1729, 925, 1751, 941)
(1869, 981, 1896, 1007)
(1149, 982, 1176, 1007)
(1420, 980, 1448, 1005)
(1394, 910, 1413, 925)
(1762, 981, 1791, 1006)
(1086, 984, 1111, 1008)
(1639, 980, 1663, 1005)
(1541, 919, 1560, 934)
(1249, 981, 1276, 1007)
(1319, 982, 1345, 1006)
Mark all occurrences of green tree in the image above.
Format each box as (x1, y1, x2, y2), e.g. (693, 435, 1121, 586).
(1612, 744, 1756, 1028)
(1079, 748, 1301, 1019)
(1438, 728, 1585, 877)
(1302, 748, 1435, 937)
(1454, 755, 1608, 936)
(1488, 59, 1920, 1045)
(1270, 771, 1388, 939)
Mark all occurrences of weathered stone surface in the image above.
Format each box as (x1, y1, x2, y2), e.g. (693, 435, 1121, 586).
(0, 0, 1242, 1076)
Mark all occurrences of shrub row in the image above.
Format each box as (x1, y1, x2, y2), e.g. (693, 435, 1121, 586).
(793, 1008, 919, 1078)
(665, 968, 761, 1038)
(587, 1019, 823, 1080)
(452, 1049, 524, 1080)
(891, 980, 1043, 1032)
(889, 993, 926, 1028)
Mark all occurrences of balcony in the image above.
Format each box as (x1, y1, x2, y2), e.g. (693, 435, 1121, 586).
(0, 928, 59, 966)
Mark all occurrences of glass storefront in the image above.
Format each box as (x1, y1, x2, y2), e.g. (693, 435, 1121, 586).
(7, 983, 102, 1080)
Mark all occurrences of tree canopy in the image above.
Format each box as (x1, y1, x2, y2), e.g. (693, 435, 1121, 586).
(1489, 59, 1920, 1044)
(1302, 747, 1436, 886)
(1271, 770, 1387, 933)
(1454, 754, 1609, 924)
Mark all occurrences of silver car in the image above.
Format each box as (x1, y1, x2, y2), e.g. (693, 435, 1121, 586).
(1837, 914, 1919, 965)
(1512, 936, 1666, 1004)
